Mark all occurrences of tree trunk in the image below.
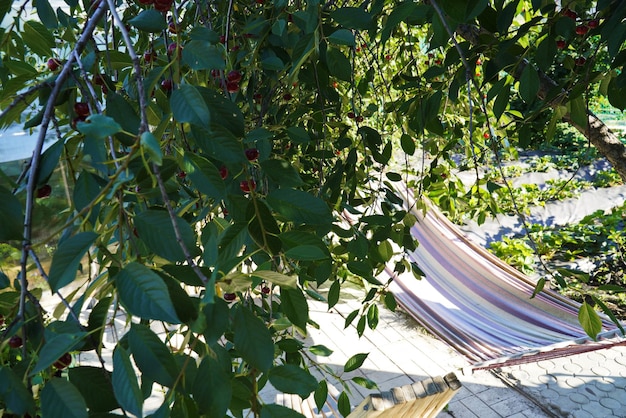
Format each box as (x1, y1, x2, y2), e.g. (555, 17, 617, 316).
(457, 24, 626, 181)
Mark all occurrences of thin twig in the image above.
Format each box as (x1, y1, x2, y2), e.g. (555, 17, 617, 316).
(153, 164, 209, 285)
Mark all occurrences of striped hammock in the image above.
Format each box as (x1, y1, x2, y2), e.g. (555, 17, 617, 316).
(385, 188, 626, 371)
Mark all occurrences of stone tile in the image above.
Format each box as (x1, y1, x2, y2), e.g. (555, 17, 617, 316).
(489, 394, 540, 416)
(442, 400, 480, 417)
(581, 400, 613, 416)
(459, 395, 503, 418)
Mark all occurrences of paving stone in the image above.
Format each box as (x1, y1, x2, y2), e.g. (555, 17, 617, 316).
(585, 351, 608, 364)
(571, 409, 595, 418)
(593, 379, 615, 393)
(565, 376, 588, 389)
(569, 392, 590, 405)
(563, 360, 584, 374)
(538, 388, 561, 401)
(537, 373, 558, 385)
(489, 394, 539, 417)
(599, 396, 622, 411)
(581, 400, 613, 416)
(591, 365, 612, 377)
(443, 400, 480, 417)
(459, 395, 503, 418)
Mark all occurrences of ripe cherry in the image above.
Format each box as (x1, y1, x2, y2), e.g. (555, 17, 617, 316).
(347, 111, 355, 119)
(283, 93, 293, 101)
(575, 25, 589, 35)
(47, 58, 61, 71)
(144, 50, 157, 62)
(261, 286, 271, 294)
(385, 54, 391, 60)
(219, 35, 227, 44)
(434, 59, 442, 65)
(227, 70, 242, 83)
(575, 57, 586, 66)
(74, 102, 90, 117)
(355, 115, 364, 122)
(36, 184, 52, 199)
(168, 21, 177, 34)
(8, 335, 23, 348)
(223, 293, 236, 301)
(244, 148, 259, 161)
(154, 0, 173, 12)
(483, 131, 490, 139)
(556, 40, 566, 49)
(177, 171, 187, 179)
(161, 79, 173, 91)
(167, 42, 181, 56)
(563, 9, 577, 20)
(53, 353, 72, 369)
(240, 179, 256, 193)
(226, 81, 239, 93)
(588, 19, 599, 29)
(219, 165, 228, 179)
(253, 93, 263, 103)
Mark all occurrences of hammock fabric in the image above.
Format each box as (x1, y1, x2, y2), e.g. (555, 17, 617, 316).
(386, 188, 626, 371)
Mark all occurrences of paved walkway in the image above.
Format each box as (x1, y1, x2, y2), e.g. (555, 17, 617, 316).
(275, 287, 626, 418)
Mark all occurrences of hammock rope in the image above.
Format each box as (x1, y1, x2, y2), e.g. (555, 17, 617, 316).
(386, 187, 626, 371)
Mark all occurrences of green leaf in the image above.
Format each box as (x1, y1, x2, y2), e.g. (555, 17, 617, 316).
(328, 280, 340, 309)
(233, 305, 274, 373)
(106, 92, 139, 134)
(326, 48, 352, 82)
(568, 96, 588, 129)
(400, 134, 415, 156)
(31, 332, 85, 375)
(493, 83, 511, 120)
(281, 287, 309, 331)
(128, 323, 180, 387)
(314, 381, 328, 412)
(35, 138, 63, 186)
(182, 40, 225, 70)
(366, 304, 379, 330)
(247, 200, 282, 254)
(135, 209, 200, 262)
(269, 365, 318, 398)
(77, 114, 122, 139)
(40, 378, 88, 418)
(267, 189, 333, 226)
(36, 0, 58, 28)
(309, 345, 333, 357)
(519, 64, 539, 103)
(171, 84, 210, 127)
(261, 404, 306, 418)
(535, 36, 557, 72)
(48, 232, 98, 292)
(384, 292, 397, 312)
(192, 126, 245, 164)
(328, 29, 356, 46)
(193, 355, 232, 416)
(285, 245, 328, 261)
(352, 376, 378, 389)
(578, 302, 602, 340)
(338, 392, 351, 417)
(116, 262, 181, 324)
(68, 367, 119, 413)
(140, 131, 162, 165)
(202, 296, 230, 344)
(22, 20, 55, 57)
(344, 353, 368, 372)
(0, 185, 23, 241)
(260, 159, 304, 187)
(199, 87, 245, 137)
(330, 7, 372, 30)
(129, 9, 167, 32)
(251, 270, 297, 289)
(0, 367, 36, 416)
(183, 154, 226, 199)
(112, 347, 143, 418)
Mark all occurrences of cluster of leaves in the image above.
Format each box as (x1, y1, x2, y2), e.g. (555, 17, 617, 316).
(488, 204, 626, 319)
(2, 0, 626, 416)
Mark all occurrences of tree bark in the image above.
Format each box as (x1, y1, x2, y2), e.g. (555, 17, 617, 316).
(457, 24, 626, 181)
